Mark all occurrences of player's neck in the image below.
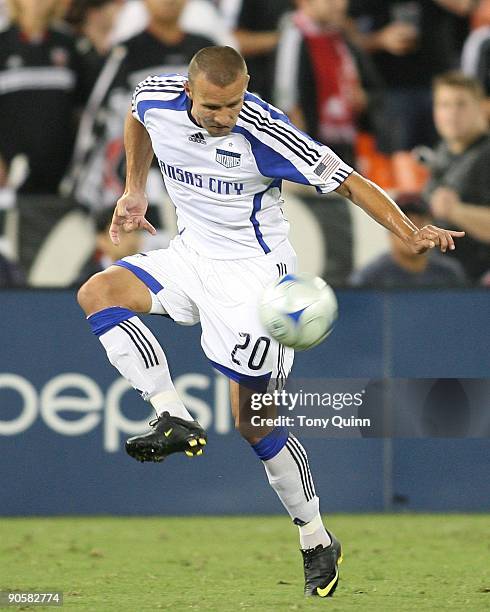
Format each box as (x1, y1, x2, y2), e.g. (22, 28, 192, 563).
(147, 21, 184, 45)
(392, 249, 428, 273)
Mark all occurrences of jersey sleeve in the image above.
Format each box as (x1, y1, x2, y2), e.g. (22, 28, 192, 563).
(236, 94, 353, 194)
(131, 74, 186, 125)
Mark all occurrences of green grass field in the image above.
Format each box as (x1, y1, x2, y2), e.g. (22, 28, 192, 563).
(1, 515, 489, 611)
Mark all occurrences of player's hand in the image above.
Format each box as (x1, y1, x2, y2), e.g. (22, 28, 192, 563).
(109, 192, 157, 245)
(405, 225, 465, 254)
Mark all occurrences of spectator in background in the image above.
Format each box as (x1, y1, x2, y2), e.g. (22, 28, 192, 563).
(461, 22, 490, 119)
(275, 0, 382, 166)
(424, 71, 490, 284)
(348, 0, 475, 156)
(274, 0, 383, 285)
(111, 0, 235, 46)
(0, 0, 87, 195)
(65, 0, 123, 90)
(0, 0, 89, 276)
(350, 193, 466, 287)
(234, 0, 293, 100)
(0, 251, 25, 288)
(62, 0, 214, 235)
(74, 206, 143, 286)
(0, 0, 7, 28)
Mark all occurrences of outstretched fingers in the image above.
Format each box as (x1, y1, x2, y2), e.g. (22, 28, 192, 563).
(422, 226, 465, 253)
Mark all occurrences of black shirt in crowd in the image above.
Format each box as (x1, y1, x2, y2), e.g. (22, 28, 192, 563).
(0, 25, 86, 194)
(68, 28, 213, 208)
(424, 133, 490, 282)
(349, 0, 470, 88)
(237, 0, 293, 100)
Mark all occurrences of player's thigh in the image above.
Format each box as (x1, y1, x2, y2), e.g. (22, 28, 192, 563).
(113, 243, 200, 326)
(199, 241, 295, 383)
(78, 265, 152, 314)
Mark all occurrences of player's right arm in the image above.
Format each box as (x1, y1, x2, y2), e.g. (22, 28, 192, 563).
(109, 109, 156, 245)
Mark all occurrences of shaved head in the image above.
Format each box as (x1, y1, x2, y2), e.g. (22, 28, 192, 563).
(188, 46, 248, 88)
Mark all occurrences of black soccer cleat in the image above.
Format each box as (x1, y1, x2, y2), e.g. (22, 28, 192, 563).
(125, 411, 207, 463)
(301, 532, 343, 597)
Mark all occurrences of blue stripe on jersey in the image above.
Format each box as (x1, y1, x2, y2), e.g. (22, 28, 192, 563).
(136, 93, 187, 121)
(251, 190, 271, 254)
(114, 260, 164, 294)
(209, 359, 271, 392)
(250, 178, 281, 254)
(233, 125, 310, 185)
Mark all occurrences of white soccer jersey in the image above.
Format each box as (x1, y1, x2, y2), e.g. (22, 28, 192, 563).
(131, 74, 353, 259)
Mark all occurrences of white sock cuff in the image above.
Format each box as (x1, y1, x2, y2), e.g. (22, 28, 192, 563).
(150, 390, 182, 411)
(299, 512, 323, 535)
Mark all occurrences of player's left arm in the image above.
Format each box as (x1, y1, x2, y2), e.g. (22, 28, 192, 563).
(335, 172, 465, 254)
(109, 109, 156, 245)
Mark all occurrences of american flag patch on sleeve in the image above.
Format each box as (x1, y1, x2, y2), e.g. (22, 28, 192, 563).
(313, 154, 341, 180)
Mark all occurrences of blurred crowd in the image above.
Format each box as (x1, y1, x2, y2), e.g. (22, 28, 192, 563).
(0, 0, 490, 289)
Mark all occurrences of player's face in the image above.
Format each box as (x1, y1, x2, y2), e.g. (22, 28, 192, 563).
(185, 73, 249, 137)
(433, 86, 486, 144)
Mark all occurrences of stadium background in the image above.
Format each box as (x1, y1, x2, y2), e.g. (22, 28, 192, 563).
(1, 1, 490, 609)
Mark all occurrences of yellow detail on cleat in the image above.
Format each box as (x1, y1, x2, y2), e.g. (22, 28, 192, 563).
(196, 449, 203, 456)
(338, 554, 343, 565)
(188, 439, 198, 447)
(199, 438, 206, 445)
(316, 566, 339, 598)
(164, 428, 173, 437)
(185, 451, 194, 457)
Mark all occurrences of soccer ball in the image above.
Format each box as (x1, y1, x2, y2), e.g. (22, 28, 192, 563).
(259, 273, 338, 351)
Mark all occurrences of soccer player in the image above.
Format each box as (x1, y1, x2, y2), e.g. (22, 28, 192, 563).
(77, 46, 464, 597)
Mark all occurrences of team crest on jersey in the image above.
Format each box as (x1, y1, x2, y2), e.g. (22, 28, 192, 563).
(216, 148, 241, 168)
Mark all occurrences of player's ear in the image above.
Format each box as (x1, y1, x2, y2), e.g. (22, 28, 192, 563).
(184, 80, 192, 99)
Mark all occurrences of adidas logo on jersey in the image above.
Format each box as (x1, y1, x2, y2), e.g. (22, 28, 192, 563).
(189, 132, 206, 144)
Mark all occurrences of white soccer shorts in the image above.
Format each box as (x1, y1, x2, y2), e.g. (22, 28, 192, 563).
(115, 235, 296, 390)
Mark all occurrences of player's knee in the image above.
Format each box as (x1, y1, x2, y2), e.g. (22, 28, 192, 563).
(78, 268, 151, 315)
(77, 272, 113, 315)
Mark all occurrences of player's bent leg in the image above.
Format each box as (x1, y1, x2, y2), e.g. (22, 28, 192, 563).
(77, 266, 207, 462)
(77, 265, 152, 316)
(230, 379, 342, 597)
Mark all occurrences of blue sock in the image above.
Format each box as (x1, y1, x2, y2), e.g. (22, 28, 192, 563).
(251, 426, 289, 460)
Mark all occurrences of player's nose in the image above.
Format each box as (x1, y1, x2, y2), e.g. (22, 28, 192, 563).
(214, 110, 234, 127)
